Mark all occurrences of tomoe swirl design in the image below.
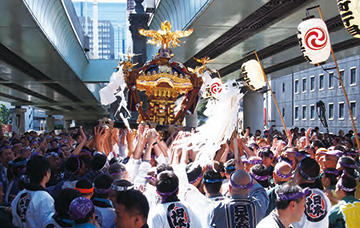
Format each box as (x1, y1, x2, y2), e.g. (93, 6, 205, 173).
(304, 27, 328, 51)
(210, 82, 222, 94)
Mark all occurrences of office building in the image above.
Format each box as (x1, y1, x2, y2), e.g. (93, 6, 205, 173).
(270, 55, 360, 134)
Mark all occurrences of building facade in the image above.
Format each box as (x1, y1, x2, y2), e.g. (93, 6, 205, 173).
(270, 55, 360, 134)
(79, 16, 115, 59)
(73, 1, 127, 59)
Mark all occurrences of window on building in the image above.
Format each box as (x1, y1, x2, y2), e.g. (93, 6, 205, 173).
(295, 80, 299, 93)
(339, 102, 345, 119)
(350, 101, 356, 118)
(282, 83, 285, 93)
(302, 105, 306, 120)
(319, 74, 324, 90)
(302, 78, 307, 92)
(329, 103, 334, 119)
(295, 106, 299, 120)
(282, 107, 285, 117)
(310, 76, 315, 91)
(339, 70, 344, 87)
(350, 67, 356, 85)
(329, 72, 334, 88)
(310, 105, 315, 120)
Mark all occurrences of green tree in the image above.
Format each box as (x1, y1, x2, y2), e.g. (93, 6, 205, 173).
(0, 104, 11, 125)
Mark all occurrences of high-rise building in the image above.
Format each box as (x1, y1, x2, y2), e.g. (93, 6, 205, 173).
(72, 0, 127, 59)
(79, 16, 115, 59)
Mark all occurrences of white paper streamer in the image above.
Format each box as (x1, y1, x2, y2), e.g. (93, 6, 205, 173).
(99, 67, 131, 123)
(171, 79, 244, 165)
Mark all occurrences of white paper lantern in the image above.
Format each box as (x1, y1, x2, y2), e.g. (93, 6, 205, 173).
(241, 59, 265, 91)
(297, 18, 331, 64)
(337, 0, 360, 38)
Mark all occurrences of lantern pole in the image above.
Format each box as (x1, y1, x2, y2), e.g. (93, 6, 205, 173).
(254, 51, 290, 141)
(216, 71, 224, 84)
(317, 6, 360, 150)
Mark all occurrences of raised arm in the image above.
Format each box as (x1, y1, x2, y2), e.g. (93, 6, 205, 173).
(132, 124, 148, 160)
(94, 126, 105, 152)
(72, 126, 87, 155)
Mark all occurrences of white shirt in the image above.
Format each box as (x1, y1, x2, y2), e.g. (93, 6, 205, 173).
(181, 183, 214, 227)
(12, 189, 55, 228)
(148, 201, 203, 228)
(292, 188, 331, 228)
(257, 210, 293, 228)
(126, 158, 141, 182)
(143, 184, 161, 209)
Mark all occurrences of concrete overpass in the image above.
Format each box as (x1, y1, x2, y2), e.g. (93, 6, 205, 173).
(0, 0, 119, 123)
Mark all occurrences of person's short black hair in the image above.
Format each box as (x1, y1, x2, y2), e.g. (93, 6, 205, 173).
(75, 179, 93, 197)
(156, 163, 173, 175)
(79, 154, 92, 169)
(65, 156, 81, 173)
(277, 156, 293, 167)
(111, 179, 134, 202)
(250, 164, 270, 188)
(275, 183, 304, 209)
(75, 178, 92, 189)
(8, 157, 27, 180)
(109, 156, 121, 165)
(340, 175, 357, 195)
(55, 188, 81, 218)
(91, 153, 107, 171)
(311, 139, 324, 148)
(156, 171, 178, 203)
(298, 157, 320, 181)
(224, 159, 236, 175)
(112, 179, 133, 190)
(109, 163, 126, 178)
(203, 170, 223, 195)
(116, 189, 149, 221)
(339, 156, 357, 177)
(186, 163, 202, 184)
(258, 147, 274, 158)
(94, 174, 113, 197)
(26, 155, 50, 184)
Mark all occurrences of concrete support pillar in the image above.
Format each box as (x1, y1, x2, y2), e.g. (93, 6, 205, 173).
(46, 115, 55, 131)
(185, 111, 198, 129)
(129, 0, 149, 66)
(10, 106, 26, 135)
(243, 91, 264, 135)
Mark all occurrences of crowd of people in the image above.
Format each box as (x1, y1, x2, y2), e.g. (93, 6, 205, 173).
(0, 123, 359, 228)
